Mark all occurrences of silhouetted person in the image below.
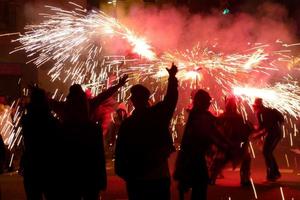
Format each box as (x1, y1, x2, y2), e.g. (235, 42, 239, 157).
(174, 89, 227, 200)
(50, 76, 127, 200)
(21, 86, 60, 200)
(210, 97, 253, 186)
(115, 64, 178, 200)
(0, 134, 5, 174)
(252, 98, 284, 181)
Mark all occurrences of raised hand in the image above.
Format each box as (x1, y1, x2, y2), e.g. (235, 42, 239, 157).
(118, 74, 129, 87)
(166, 63, 178, 77)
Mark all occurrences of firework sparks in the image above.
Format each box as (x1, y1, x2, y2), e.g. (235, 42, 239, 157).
(280, 187, 285, 200)
(11, 3, 156, 85)
(250, 178, 258, 199)
(6, 4, 300, 151)
(233, 79, 300, 119)
(0, 100, 24, 150)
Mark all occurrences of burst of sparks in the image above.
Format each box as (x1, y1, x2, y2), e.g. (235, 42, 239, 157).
(5, 4, 300, 155)
(233, 79, 300, 119)
(0, 100, 24, 150)
(11, 3, 156, 85)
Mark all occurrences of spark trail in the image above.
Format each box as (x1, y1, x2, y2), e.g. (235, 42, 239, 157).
(233, 78, 300, 119)
(11, 3, 156, 84)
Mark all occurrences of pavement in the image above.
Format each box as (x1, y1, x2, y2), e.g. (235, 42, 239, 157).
(1, 152, 300, 200)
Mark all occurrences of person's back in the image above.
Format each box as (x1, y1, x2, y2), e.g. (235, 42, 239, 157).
(50, 77, 127, 199)
(218, 111, 252, 145)
(253, 98, 284, 181)
(60, 121, 106, 199)
(115, 64, 178, 200)
(0, 134, 5, 174)
(174, 89, 227, 200)
(257, 107, 284, 136)
(21, 86, 60, 200)
(117, 104, 175, 180)
(211, 99, 253, 186)
(181, 109, 217, 155)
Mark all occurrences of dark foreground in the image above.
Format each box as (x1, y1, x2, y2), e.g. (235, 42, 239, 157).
(1, 153, 299, 200)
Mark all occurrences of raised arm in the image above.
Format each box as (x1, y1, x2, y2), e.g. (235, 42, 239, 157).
(161, 63, 178, 120)
(90, 75, 128, 110)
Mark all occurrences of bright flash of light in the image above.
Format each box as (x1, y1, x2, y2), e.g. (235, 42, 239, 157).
(151, 42, 286, 91)
(233, 79, 300, 118)
(124, 33, 157, 60)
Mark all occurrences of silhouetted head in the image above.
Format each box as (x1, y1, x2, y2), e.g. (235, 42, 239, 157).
(67, 84, 85, 100)
(130, 84, 150, 109)
(225, 97, 237, 113)
(252, 98, 264, 112)
(65, 84, 89, 122)
(193, 89, 212, 111)
(28, 86, 49, 113)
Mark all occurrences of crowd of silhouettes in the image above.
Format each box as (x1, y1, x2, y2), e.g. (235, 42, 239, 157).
(20, 75, 127, 200)
(18, 63, 286, 200)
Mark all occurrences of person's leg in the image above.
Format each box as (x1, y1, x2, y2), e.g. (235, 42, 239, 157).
(263, 136, 273, 179)
(178, 181, 189, 200)
(82, 189, 100, 200)
(179, 188, 185, 200)
(127, 178, 171, 200)
(151, 178, 171, 200)
(240, 151, 251, 186)
(269, 135, 282, 178)
(263, 135, 281, 180)
(126, 180, 140, 200)
(23, 174, 43, 200)
(191, 182, 208, 200)
(210, 154, 228, 185)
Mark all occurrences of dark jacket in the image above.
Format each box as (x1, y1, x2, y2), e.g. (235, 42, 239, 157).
(174, 109, 225, 185)
(115, 76, 178, 181)
(256, 107, 284, 137)
(218, 111, 253, 145)
(60, 122, 107, 192)
(21, 104, 61, 188)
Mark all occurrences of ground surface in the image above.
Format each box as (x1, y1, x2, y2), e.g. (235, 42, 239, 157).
(1, 151, 299, 200)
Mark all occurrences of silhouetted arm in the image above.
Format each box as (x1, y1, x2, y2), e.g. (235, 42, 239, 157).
(90, 75, 128, 111)
(161, 64, 178, 120)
